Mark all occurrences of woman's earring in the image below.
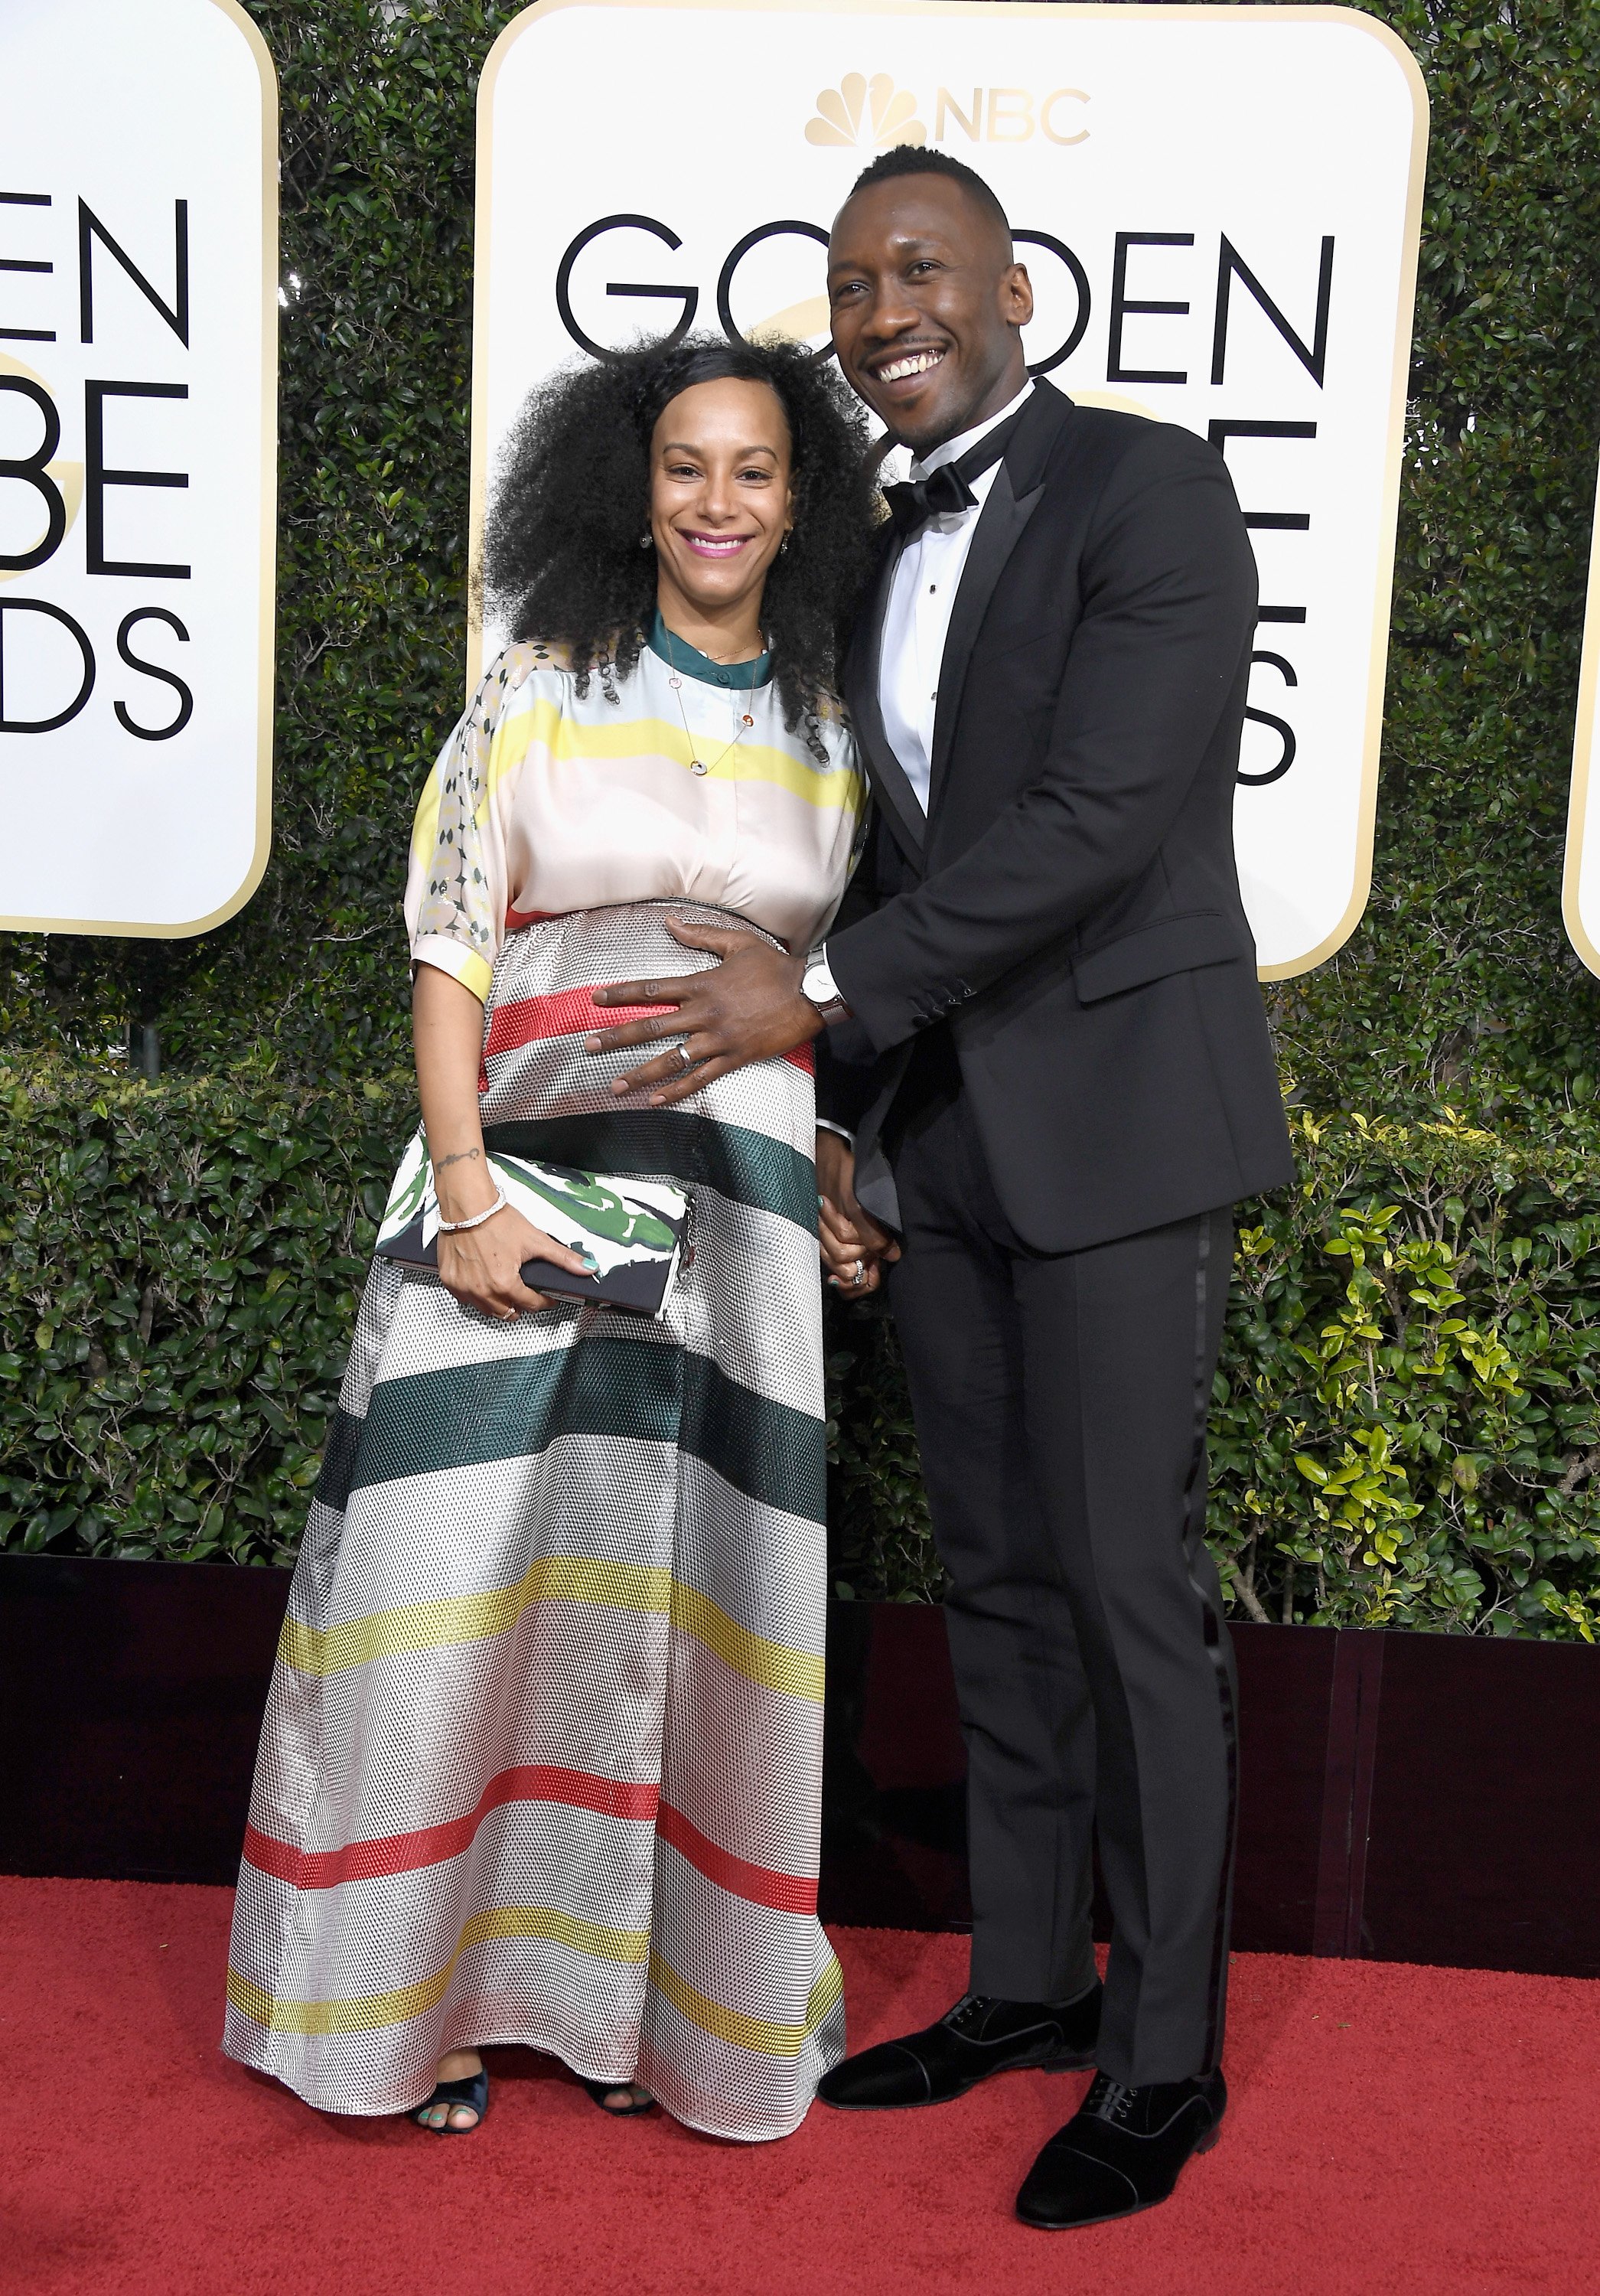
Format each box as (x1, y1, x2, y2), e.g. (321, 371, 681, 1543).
(780, 533, 791, 556)
(640, 530, 654, 550)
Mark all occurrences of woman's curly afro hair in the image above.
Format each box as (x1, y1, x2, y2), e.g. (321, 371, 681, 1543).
(481, 334, 880, 744)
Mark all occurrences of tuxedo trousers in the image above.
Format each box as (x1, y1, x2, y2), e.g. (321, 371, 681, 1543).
(882, 1032, 1237, 2086)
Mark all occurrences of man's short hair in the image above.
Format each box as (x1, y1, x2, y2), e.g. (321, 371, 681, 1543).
(846, 145, 1013, 246)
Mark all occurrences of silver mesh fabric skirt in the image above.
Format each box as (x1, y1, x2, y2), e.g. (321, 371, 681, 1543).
(222, 902, 845, 2139)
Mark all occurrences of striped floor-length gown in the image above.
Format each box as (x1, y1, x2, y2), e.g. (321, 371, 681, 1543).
(223, 901, 845, 2140)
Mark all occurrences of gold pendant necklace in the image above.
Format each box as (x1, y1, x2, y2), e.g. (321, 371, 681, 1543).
(662, 628, 759, 778)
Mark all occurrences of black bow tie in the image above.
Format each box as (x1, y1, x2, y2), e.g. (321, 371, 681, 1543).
(883, 460, 976, 536)
(881, 406, 1028, 540)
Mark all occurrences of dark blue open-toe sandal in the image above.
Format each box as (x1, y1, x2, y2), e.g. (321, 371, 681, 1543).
(581, 2076, 656, 2116)
(412, 2067, 489, 2132)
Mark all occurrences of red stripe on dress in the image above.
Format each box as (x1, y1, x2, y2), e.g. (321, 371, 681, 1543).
(244, 1766, 660, 1891)
(484, 986, 676, 1061)
(483, 984, 815, 1075)
(655, 1799, 818, 1915)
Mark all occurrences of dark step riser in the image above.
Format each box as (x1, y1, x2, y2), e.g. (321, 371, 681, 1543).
(5, 1557, 1595, 1975)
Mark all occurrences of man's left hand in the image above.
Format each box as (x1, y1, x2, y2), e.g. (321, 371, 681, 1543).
(584, 915, 822, 1105)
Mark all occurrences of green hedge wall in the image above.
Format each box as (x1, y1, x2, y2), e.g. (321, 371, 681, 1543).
(1265, 0, 1600, 1124)
(5, 1068, 1598, 1639)
(4, 1, 1600, 1639)
(829, 1109, 1600, 1638)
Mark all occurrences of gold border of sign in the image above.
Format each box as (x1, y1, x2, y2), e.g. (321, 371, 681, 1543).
(0, 0, 279, 942)
(1563, 460, 1600, 979)
(470, 0, 1427, 983)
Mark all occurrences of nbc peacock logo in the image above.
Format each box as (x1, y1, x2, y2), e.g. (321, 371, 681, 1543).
(805, 73, 927, 148)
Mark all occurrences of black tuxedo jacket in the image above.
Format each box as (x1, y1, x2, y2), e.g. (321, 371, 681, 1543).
(817, 380, 1294, 1253)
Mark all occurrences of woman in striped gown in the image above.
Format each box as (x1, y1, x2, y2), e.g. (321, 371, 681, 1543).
(223, 338, 877, 2141)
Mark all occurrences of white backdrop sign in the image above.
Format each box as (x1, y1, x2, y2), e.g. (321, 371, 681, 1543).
(0, 0, 276, 939)
(1564, 463, 1600, 980)
(472, 0, 1426, 979)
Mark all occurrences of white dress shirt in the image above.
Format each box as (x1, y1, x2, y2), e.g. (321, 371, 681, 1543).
(877, 380, 1035, 812)
(810, 382, 1034, 1097)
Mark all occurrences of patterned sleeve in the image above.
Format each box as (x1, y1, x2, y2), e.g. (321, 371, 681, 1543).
(403, 654, 520, 1005)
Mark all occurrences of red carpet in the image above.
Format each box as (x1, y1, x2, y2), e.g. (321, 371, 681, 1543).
(5, 1877, 1594, 2296)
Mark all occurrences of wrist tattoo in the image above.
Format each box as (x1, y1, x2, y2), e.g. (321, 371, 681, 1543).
(435, 1148, 481, 1173)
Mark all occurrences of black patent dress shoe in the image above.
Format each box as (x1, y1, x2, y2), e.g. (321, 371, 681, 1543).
(815, 1984, 1102, 2111)
(1015, 2069, 1226, 2229)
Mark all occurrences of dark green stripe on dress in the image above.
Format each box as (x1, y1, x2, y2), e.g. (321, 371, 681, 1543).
(483, 1110, 816, 1234)
(314, 1408, 363, 1515)
(327, 1336, 823, 1525)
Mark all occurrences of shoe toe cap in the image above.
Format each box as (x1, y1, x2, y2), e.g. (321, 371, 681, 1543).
(816, 2040, 930, 2109)
(1016, 2140, 1139, 2230)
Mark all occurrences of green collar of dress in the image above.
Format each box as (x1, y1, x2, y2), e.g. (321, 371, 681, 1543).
(648, 611, 774, 691)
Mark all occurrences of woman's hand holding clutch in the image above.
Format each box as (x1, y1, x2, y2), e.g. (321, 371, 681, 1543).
(437, 1202, 594, 1320)
(414, 962, 596, 1317)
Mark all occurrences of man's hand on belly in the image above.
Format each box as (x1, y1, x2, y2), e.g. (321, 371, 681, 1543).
(583, 914, 821, 1105)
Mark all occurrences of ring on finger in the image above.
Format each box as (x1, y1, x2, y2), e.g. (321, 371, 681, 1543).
(851, 1258, 867, 1287)
(675, 1042, 695, 1070)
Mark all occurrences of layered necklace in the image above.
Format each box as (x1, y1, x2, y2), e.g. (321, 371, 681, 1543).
(661, 625, 761, 778)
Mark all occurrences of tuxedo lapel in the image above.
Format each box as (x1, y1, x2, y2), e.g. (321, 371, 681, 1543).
(924, 383, 1077, 823)
(924, 460, 1043, 822)
(843, 538, 926, 864)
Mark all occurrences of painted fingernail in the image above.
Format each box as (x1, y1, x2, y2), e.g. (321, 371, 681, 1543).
(578, 1252, 599, 1272)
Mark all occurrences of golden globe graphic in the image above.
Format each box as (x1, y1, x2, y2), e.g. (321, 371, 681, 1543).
(806, 74, 927, 148)
(0, 0, 277, 941)
(473, 0, 1426, 982)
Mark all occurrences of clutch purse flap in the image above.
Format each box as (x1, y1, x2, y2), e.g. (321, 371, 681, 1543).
(374, 1129, 687, 1316)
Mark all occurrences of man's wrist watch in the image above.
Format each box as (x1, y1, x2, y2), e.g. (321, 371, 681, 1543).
(800, 947, 852, 1026)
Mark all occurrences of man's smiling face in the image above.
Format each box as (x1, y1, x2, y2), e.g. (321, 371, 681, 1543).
(826, 171, 1033, 454)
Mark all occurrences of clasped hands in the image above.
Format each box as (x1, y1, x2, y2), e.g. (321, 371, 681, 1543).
(582, 913, 901, 1293)
(815, 1127, 901, 1297)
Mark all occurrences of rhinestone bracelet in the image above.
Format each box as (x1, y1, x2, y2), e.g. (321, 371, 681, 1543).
(437, 1185, 507, 1234)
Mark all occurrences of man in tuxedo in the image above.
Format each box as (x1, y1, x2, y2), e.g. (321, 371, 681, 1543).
(586, 147, 1293, 2228)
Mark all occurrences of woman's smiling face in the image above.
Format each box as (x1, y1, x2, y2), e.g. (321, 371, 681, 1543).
(648, 377, 794, 639)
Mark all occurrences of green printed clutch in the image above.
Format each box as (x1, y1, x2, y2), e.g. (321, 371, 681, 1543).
(375, 1128, 689, 1316)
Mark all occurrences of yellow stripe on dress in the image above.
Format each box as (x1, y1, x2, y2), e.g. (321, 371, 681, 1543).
(279, 1556, 823, 1701)
(668, 1580, 825, 1702)
(488, 693, 864, 816)
(407, 680, 544, 872)
(479, 689, 556, 825)
(411, 931, 493, 1004)
(226, 1904, 651, 2035)
(279, 1556, 673, 1675)
(409, 756, 446, 875)
(228, 1928, 842, 2050)
(807, 1953, 846, 2030)
(647, 1949, 845, 2057)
